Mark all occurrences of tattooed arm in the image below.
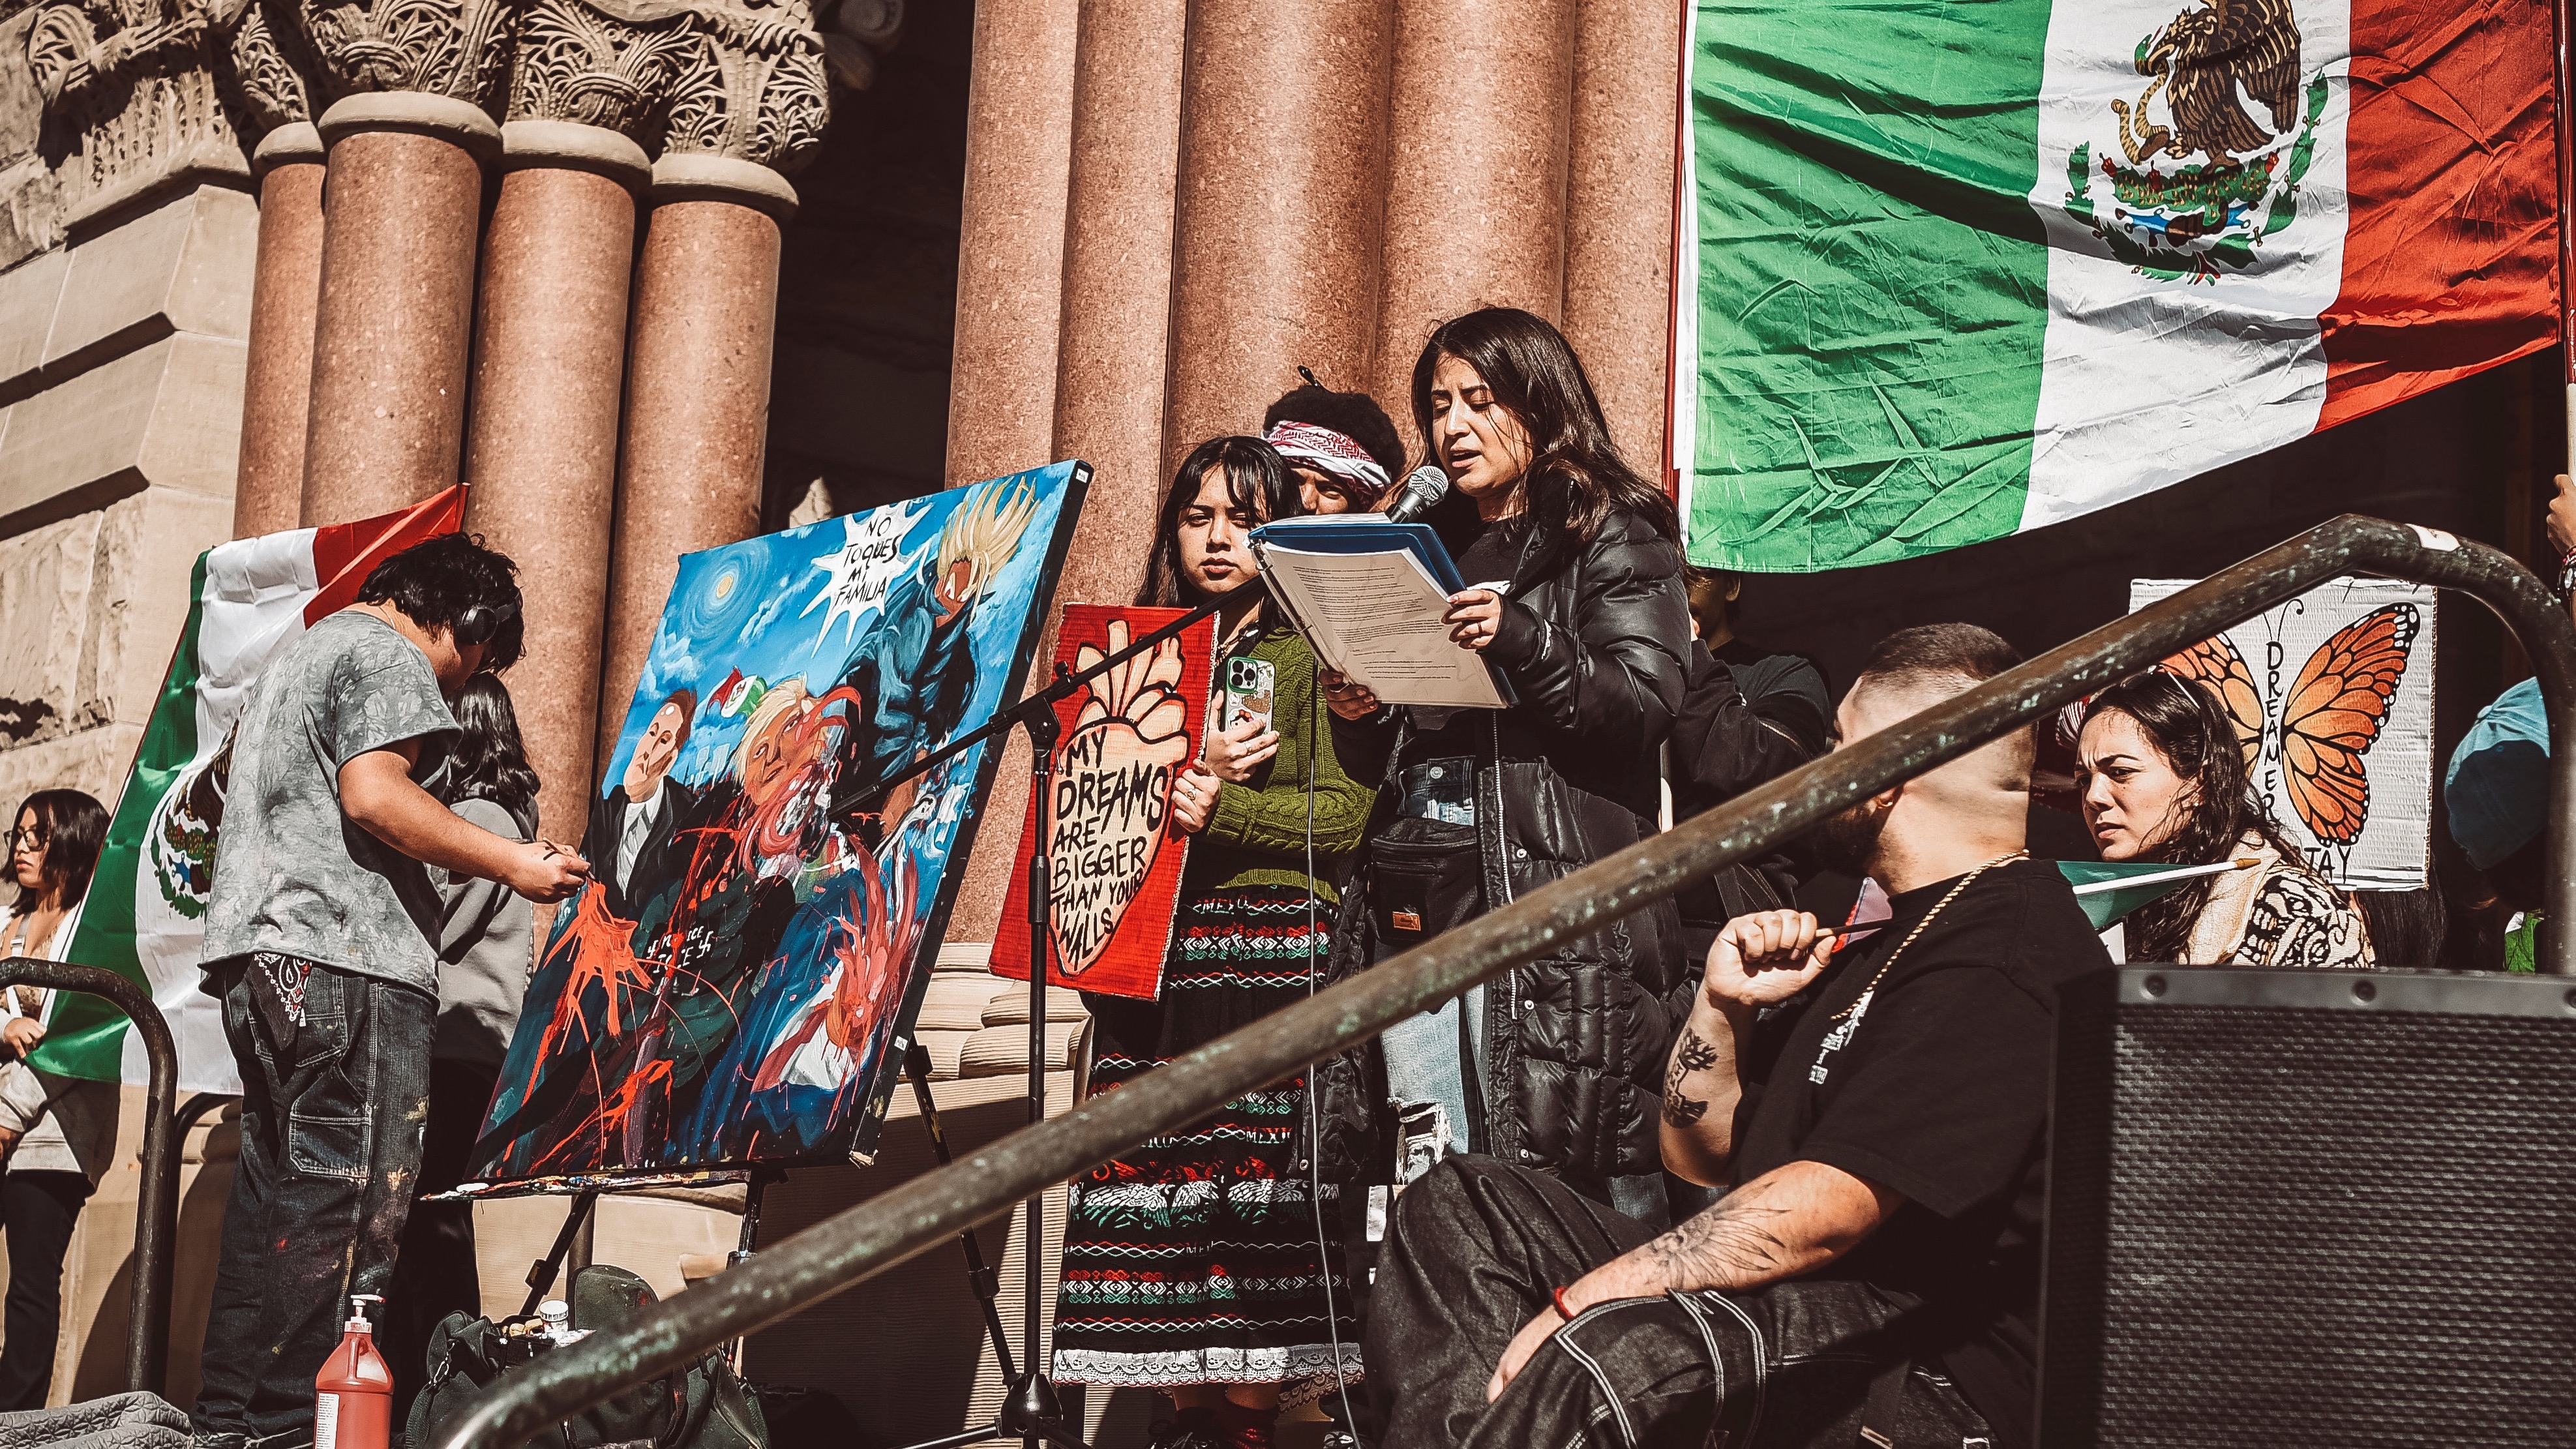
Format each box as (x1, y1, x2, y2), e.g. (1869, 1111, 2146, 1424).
(1486, 1161, 1901, 1400)
(1661, 908, 1833, 1185)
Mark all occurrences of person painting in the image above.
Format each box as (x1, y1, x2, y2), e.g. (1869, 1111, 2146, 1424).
(0, 788, 113, 1410)
(190, 533, 587, 1449)
(382, 675, 543, 1418)
(1364, 624, 2110, 1449)
(1316, 307, 1694, 1220)
(2078, 669, 2373, 967)
(1051, 437, 1374, 1449)
(1262, 375, 1405, 515)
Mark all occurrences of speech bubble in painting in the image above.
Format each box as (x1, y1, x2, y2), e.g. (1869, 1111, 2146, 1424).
(994, 605, 1217, 1000)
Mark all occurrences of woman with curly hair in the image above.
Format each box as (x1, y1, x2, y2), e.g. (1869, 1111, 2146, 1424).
(2078, 668, 2374, 967)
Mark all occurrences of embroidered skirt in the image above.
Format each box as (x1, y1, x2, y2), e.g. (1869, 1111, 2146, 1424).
(1050, 882, 1364, 1397)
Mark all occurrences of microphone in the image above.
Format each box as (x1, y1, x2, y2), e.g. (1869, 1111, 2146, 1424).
(1383, 464, 1450, 525)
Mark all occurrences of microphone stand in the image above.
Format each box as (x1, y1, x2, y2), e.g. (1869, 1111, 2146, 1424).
(860, 579, 1259, 1449)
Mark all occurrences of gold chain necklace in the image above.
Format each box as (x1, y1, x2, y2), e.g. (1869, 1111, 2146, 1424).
(1827, 852, 2026, 1021)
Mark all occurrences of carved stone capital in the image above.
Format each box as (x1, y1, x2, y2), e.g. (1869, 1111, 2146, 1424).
(293, 0, 509, 108)
(503, 0, 696, 140)
(654, 0, 829, 173)
(25, 0, 252, 225)
(649, 149, 794, 218)
(227, 0, 323, 133)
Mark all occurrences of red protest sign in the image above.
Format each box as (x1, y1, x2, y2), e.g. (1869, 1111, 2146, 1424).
(993, 605, 1216, 1000)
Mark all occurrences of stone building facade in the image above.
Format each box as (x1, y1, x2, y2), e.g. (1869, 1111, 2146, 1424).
(0, 0, 1685, 940)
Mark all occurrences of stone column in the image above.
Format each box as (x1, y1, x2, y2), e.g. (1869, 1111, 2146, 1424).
(1562, 0, 1680, 473)
(464, 121, 650, 846)
(233, 123, 325, 539)
(299, 93, 499, 528)
(940, 0, 1188, 946)
(1369, 0, 1582, 436)
(597, 158, 800, 763)
(1047, 0, 1188, 607)
(946, 0, 1080, 485)
(1159, 0, 1394, 479)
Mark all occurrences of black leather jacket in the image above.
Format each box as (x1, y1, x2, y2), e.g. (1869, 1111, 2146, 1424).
(1314, 503, 1692, 1184)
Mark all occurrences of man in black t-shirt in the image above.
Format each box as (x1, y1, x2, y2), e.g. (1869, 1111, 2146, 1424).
(1365, 623, 2110, 1449)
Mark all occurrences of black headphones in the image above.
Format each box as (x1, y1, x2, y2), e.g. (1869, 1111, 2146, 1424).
(454, 595, 522, 649)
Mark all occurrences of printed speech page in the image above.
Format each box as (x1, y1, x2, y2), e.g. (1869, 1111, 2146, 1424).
(1255, 545, 1505, 709)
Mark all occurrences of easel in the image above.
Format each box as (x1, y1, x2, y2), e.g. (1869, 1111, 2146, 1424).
(510, 567, 1244, 1448)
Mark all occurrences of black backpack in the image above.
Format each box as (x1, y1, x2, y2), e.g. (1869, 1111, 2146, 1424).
(406, 1264, 766, 1449)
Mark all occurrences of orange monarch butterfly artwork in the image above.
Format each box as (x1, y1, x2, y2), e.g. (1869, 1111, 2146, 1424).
(2130, 580, 2435, 890)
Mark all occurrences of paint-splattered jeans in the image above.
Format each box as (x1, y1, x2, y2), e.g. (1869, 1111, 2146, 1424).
(192, 954, 434, 1449)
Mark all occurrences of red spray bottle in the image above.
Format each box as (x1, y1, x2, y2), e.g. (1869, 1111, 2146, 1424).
(314, 1292, 391, 1449)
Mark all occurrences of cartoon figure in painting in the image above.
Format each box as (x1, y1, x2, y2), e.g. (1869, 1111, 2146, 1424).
(834, 477, 1042, 822)
(587, 689, 698, 919)
(478, 679, 861, 1174)
(685, 827, 934, 1161)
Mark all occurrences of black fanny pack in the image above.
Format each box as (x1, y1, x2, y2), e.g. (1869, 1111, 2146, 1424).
(1368, 814, 1480, 944)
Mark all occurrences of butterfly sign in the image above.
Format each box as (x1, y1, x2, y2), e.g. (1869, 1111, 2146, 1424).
(2129, 578, 2436, 890)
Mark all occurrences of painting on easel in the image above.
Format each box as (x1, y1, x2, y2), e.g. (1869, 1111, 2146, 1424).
(472, 464, 1086, 1182)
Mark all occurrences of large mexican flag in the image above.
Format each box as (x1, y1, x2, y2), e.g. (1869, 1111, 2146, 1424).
(1675, 0, 2560, 571)
(36, 490, 467, 1093)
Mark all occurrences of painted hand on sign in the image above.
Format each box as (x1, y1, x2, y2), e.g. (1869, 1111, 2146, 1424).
(1049, 621, 1193, 977)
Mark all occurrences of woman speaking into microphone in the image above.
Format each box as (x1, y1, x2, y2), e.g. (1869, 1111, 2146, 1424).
(1313, 307, 1693, 1219)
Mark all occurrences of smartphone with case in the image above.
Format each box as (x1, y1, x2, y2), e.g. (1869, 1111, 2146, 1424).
(1217, 656, 1276, 736)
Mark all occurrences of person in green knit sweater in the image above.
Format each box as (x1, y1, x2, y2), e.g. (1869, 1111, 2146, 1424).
(1049, 435, 1374, 1449)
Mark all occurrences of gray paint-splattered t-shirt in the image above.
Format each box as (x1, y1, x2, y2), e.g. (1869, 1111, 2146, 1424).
(201, 610, 459, 996)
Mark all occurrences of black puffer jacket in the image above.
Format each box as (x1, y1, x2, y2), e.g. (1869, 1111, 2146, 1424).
(1313, 503, 1692, 1184)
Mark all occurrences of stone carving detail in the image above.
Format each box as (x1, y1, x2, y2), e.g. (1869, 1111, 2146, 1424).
(25, 0, 247, 212)
(503, 0, 835, 168)
(227, 0, 316, 130)
(293, 0, 509, 104)
(505, 0, 695, 137)
(655, 0, 828, 171)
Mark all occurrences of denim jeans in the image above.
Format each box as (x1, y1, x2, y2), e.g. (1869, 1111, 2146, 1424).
(1366, 1155, 1994, 1449)
(193, 955, 434, 1449)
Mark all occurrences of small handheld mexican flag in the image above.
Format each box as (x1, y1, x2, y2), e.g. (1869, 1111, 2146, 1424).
(1674, 0, 2559, 571)
(35, 489, 468, 1094)
(2058, 856, 2261, 932)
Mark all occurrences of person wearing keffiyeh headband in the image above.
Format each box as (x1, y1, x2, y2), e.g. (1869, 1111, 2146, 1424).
(1265, 419, 1390, 513)
(1261, 378, 1407, 515)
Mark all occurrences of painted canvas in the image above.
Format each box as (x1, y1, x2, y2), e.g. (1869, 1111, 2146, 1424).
(473, 464, 1088, 1181)
(2130, 576, 2435, 890)
(992, 606, 1216, 1001)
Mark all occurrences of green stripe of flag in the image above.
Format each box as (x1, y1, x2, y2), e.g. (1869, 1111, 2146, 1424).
(35, 549, 209, 1081)
(1685, 0, 2053, 573)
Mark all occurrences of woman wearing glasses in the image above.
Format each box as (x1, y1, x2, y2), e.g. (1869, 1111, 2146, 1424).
(0, 788, 112, 1408)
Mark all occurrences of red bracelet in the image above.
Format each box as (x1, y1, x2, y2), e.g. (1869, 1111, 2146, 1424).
(1551, 1285, 1578, 1322)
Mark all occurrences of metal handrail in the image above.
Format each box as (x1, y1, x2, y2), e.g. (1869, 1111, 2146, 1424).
(434, 514, 2576, 1449)
(0, 957, 180, 1393)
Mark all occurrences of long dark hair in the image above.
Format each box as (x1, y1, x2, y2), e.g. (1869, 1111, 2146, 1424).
(447, 675, 541, 833)
(2086, 670, 2304, 961)
(1135, 436, 1306, 610)
(1409, 308, 1679, 577)
(11, 789, 106, 913)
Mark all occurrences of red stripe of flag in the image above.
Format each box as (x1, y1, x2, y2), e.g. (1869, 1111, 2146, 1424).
(2318, 0, 2559, 429)
(302, 486, 472, 626)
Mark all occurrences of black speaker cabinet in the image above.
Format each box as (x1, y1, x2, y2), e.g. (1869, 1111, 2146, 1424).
(2039, 967, 2576, 1447)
